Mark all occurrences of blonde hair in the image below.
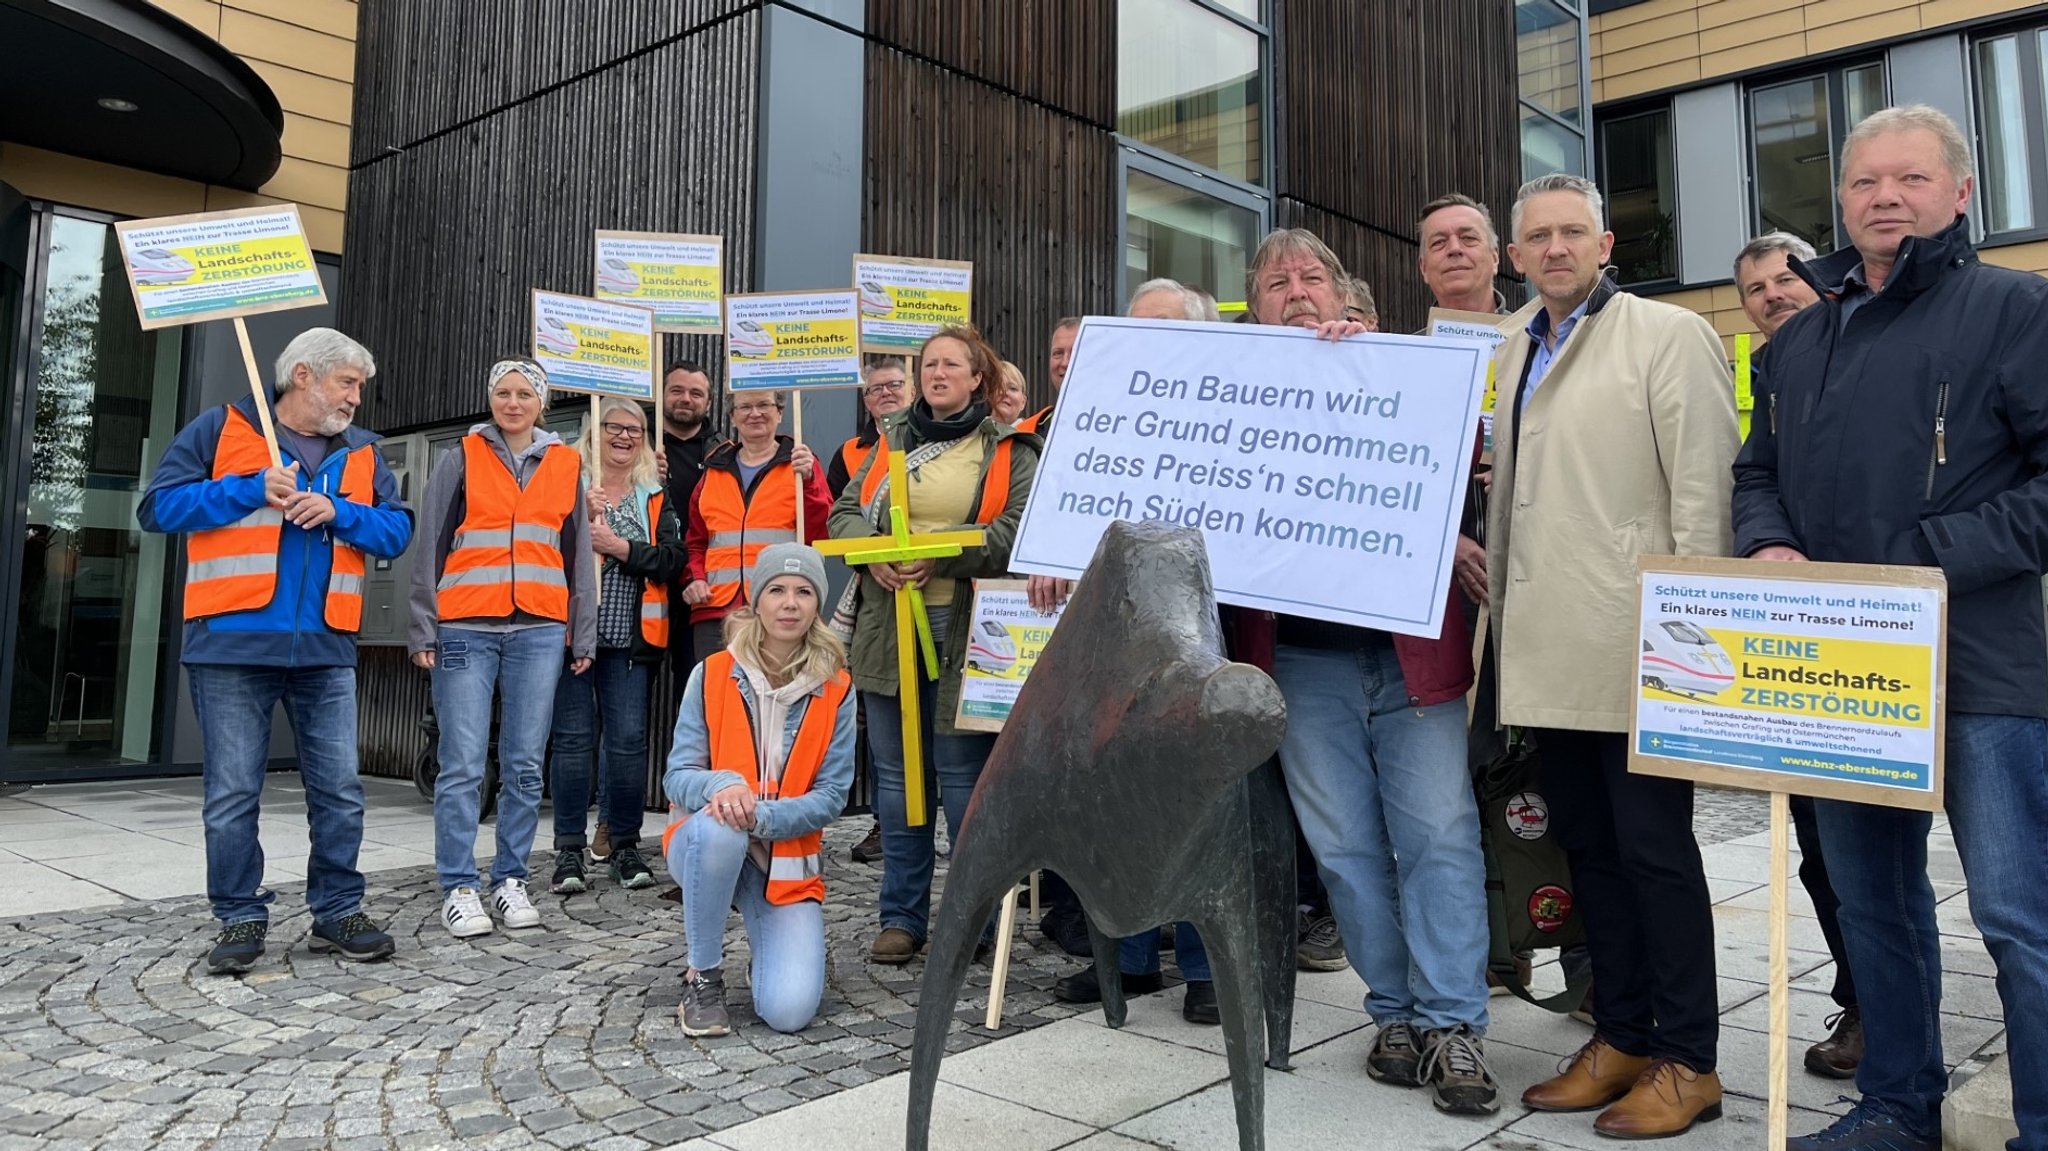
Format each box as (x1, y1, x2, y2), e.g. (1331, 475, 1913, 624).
(577, 397, 658, 490)
(725, 609, 846, 688)
(1841, 104, 1974, 187)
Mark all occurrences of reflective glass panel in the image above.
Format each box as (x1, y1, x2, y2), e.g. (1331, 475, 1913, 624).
(1602, 108, 1677, 283)
(1976, 35, 2035, 233)
(1752, 76, 1836, 251)
(1517, 0, 1583, 124)
(1124, 169, 1260, 312)
(1521, 104, 1586, 181)
(1844, 63, 1887, 129)
(1118, 0, 1264, 183)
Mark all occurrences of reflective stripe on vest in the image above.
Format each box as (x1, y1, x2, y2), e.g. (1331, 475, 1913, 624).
(661, 653, 852, 905)
(435, 434, 580, 622)
(184, 407, 286, 621)
(640, 490, 669, 647)
(323, 445, 379, 632)
(857, 435, 1015, 528)
(697, 462, 800, 611)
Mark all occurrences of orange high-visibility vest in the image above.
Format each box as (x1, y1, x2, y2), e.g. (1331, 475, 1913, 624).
(661, 652, 852, 905)
(436, 434, 579, 622)
(857, 435, 1015, 527)
(323, 445, 379, 631)
(838, 435, 876, 485)
(183, 406, 377, 631)
(1015, 405, 1052, 436)
(696, 458, 799, 612)
(638, 489, 670, 647)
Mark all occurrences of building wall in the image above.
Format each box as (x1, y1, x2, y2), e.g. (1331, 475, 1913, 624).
(1592, 0, 2045, 103)
(0, 0, 355, 252)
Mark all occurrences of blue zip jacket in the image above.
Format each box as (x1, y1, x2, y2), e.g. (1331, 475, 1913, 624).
(137, 394, 414, 668)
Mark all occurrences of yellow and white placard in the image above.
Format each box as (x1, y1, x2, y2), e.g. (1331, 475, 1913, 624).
(1428, 307, 1512, 453)
(592, 230, 723, 333)
(529, 290, 658, 400)
(724, 291, 862, 391)
(955, 580, 1064, 734)
(114, 205, 326, 331)
(853, 254, 973, 353)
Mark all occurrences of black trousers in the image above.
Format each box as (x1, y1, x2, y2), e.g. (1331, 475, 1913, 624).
(1790, 793, 1857, 1008)
(1534, 728, 1719, 1071)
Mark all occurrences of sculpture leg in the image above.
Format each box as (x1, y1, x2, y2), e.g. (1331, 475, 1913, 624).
(905, 848, 1010, 1151)
(1248, 762, 1298, 1070)
(1085, 914, 1129, 1029)
(1191, 905, 1267, 1151)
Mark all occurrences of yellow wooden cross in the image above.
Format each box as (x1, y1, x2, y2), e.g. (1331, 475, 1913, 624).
(814, 443, 985, 827)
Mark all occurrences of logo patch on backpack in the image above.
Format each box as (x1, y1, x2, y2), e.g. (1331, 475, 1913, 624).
(1529, 885, 1573, 933)
(1504, 791, 1549, 840)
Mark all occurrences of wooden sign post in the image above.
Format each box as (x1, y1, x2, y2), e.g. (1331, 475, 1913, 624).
(1630, 555, 1947, 1144)
(114, 204, 330, 468)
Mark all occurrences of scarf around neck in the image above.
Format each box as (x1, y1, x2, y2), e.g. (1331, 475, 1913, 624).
(906, 398, 988, 448)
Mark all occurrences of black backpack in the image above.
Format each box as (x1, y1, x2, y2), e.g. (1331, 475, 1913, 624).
(1474, 727, 1592, 1012)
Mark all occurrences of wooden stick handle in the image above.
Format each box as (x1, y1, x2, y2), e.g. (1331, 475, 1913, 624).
(1768, 790, 1791, 1147)
(985, 883, 1023, 1030)
(233, 316, 283, 470)
(793, 396, 807, 542)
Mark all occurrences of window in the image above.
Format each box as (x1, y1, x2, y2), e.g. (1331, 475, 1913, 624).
(1749, 63, 1887, 253)
(1117, 0, 1265, 185)
(1123, 164, 1262, 309)
(1600, 107, 1677, 284)
(1972, 27, 2048, 237)
(1518, 0, 1591, 180)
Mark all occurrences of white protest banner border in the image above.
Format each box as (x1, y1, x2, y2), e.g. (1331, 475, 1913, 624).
(1427, 307, 1512, 455)
(954, 579, 1063, 734)
(1629, 554, 1947, 811)
(530, 290, 659, 401)
(853, 254, 973, 355)
(115, 204, 327, 332)
(1012, 318, 1489, 638)
(724, 291, 862, 391)
(593, 230, 724, 333)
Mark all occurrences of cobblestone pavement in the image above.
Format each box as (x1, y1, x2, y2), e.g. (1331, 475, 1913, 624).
(0, 819, 1096, 1151)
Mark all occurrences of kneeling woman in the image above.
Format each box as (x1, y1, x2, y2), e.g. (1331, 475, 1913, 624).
(662, 544, 853, 1036)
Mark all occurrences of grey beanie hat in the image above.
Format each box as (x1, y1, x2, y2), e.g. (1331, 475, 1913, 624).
(749, 543, 828, 605)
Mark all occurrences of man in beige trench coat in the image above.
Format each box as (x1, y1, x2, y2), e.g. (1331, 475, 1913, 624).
(1485, 174, 1740, 1140)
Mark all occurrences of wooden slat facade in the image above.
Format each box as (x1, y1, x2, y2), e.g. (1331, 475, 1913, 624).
(866, 0, 1117, 128)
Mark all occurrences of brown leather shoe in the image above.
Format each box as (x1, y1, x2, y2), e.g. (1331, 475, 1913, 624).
(1521, 1036, 1651, 1112)
(1593, 1058, 1723, 1139)
(869, 927, 918, 964)
(1804, 1006, 1862, 1080)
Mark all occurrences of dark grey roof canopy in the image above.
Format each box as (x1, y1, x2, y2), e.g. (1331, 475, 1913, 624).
(0, 0, 285, 190)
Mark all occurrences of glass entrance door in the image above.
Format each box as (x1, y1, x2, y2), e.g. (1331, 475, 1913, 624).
(2, 210, 181, 775)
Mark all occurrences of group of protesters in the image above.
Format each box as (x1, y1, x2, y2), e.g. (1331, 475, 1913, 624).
(138, 101, 2043, 1151)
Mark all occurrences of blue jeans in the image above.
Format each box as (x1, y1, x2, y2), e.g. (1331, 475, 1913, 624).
(1271, 641, 1490, 1034)
(1122, 925, 1211, 981)
(431, 625, 565, 892)
(1816, 713, 2048, 1147)
(550, 649, 649, 850)
(865, 610, 997, 942)
(668, 814, 825, 1033)
(189, 664, 366, 926)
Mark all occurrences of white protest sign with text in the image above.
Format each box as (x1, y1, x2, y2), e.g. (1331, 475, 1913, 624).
(593, 230, 724, 333)
(115, 205, 326, 331)
(529, 290, 659, 400)
(1012, 318, 1489, 638)
(1428, 307, 1511, 453)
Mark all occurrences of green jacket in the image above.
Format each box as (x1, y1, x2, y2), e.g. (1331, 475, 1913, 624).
(828, 413, 1041, 731)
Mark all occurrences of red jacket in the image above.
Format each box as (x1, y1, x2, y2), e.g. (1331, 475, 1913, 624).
(1223, 583, 1473, 707)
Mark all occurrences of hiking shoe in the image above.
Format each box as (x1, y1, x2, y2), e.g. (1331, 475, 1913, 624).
(492, 878, 541, 928)
(309, 913, 395, 962)
(680, 967, 731, 1038)
(1786, 1099, 1937, 1151)
(870, 927, 918, 964)
(609, 845, 655, 889)
(1367, 1020, 1425, 1087)
(1805, 1007, 1863, 1080)
(1296, 914, 1347, 971)
(590, 823, 612, 863)
(206, 920, 267, 973)
(551, 849, 586, 894)
(849, 820, 883, 864)
(443, 887, 493, 938)
(1054, 966, 1165, 1004)
(1182, 980, 1220, 1025)
(1421, 1025, 1501, 1115)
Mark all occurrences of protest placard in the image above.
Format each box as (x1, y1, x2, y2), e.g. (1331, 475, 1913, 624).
(1011, 318, 1490, 638)
(1629, 554, 1947, 1146)
(853, 254, 973, 354)
(723, 291, 862, 390)
(592, 230, 723, 333)
(114, 204, 331, 468)
(529, 290, 658, 401)
(1428, 307, 1511, 453)
(954, 580, 1063, 734)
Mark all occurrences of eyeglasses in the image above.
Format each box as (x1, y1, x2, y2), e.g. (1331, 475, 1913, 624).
(600, 422, 645, 439)
(732, 402, 781, 416)
(863, 381, 905, 397)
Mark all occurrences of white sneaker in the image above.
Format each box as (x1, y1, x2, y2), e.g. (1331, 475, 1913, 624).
(443, 886, 493, 938)
(492, 879, 541, 929)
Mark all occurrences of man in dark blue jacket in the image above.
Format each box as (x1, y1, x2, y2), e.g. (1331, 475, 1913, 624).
(1734, 106, 2048, 1151)
(139, 328, 413, 975)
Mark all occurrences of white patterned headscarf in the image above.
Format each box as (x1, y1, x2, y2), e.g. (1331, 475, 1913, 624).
(487, 358, 549, 409)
